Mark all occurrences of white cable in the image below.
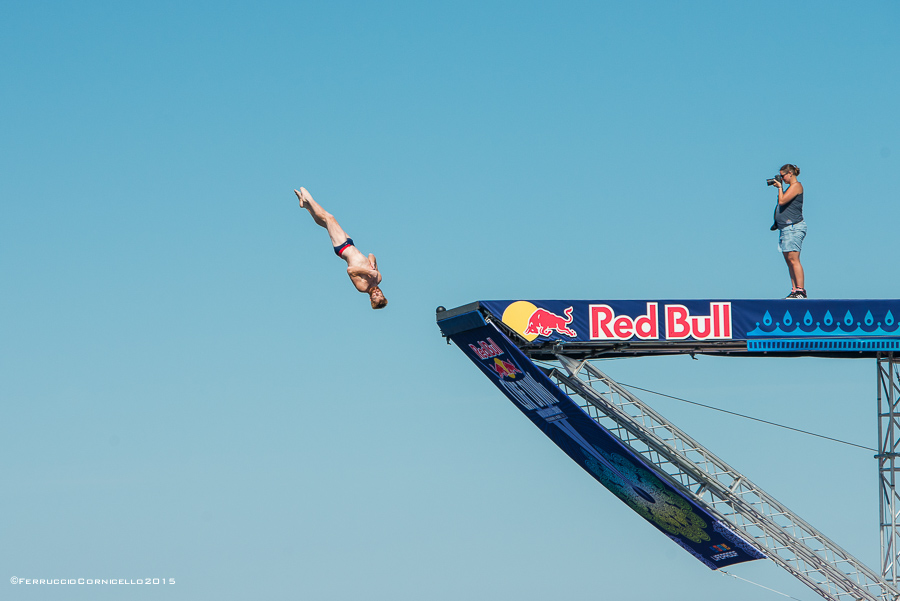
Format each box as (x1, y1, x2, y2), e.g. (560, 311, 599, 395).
(720, 570, 807, 600)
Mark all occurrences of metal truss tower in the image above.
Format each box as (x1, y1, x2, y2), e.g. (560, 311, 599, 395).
(546, 354, 899, 601)
(879, 353, 900, 585)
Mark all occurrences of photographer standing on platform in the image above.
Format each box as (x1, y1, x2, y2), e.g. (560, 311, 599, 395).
(769, 164, 806, 299)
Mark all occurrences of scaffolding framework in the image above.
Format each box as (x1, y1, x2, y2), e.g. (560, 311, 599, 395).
(879, 353, 900, 585)
(548, 355, 899, 601)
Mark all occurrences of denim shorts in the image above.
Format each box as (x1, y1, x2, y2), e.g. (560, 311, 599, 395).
(778, 221, 807, 253)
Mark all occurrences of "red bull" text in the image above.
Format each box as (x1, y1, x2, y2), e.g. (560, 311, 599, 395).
(665, 302, 732, 340)
(590, 302, 659, 340)
(589, 302, 732, 341)
(469, 338, 504, 359)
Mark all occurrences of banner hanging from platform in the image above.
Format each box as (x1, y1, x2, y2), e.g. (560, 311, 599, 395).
(447, 321, 765, 569)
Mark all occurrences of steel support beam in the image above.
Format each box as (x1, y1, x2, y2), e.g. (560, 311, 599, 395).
(878, 353, 900, 584)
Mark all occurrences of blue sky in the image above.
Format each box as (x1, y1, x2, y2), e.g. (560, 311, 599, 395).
(2, 1, 898, 599)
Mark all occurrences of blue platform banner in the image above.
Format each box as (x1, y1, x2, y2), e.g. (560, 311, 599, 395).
(448, 321, 765, 569)
(479, 299, 900, 353)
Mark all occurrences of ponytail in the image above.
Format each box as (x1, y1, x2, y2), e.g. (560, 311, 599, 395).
(780, 163, 800, 176)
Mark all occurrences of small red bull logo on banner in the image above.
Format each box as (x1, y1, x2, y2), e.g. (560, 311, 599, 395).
(492, 357, 523, 381)
(590, 302, 732, 341)
(468, 338, 504, 359)
(523, 306, 577, 338)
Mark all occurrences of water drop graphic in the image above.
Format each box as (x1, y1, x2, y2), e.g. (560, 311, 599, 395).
(763, 311, 772, 326)
(844, 311, 854, 326)
(865, 311, 874, 326)
(887, 311, 895, 326)
(783, 311, 793, 327)
(804, 311, 813, 326)
(824, 311, 833, 326)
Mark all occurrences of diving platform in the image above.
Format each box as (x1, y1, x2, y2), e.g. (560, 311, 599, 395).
(439, 299, 900, 360)
(437, 298, 900, 601)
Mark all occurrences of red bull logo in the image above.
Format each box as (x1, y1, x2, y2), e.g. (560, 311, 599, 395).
(523, 306, 577, 338)
(468, 338, 504, 359)
(500, 300, 731, 342)
(492, 357, 523, 381)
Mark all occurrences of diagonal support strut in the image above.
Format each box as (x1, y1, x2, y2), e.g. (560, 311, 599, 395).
(552, 354, 899, 601)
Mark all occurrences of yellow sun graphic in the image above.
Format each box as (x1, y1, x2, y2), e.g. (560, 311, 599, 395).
(501, 301, 539, 342)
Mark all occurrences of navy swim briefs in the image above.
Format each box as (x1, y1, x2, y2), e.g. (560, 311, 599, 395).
(334, 238, 354, 257)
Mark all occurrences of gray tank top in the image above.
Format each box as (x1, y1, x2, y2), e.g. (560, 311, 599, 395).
(775, 188, 804, 229)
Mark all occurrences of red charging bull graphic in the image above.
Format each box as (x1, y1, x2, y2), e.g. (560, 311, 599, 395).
(524, 306, 578, 338)
(492, 357, 523, 381)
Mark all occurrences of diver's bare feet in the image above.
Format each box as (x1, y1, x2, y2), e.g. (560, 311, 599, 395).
(296, 187, 316, 209)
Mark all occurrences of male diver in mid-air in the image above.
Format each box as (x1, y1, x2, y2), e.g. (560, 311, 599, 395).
(294, 187, 387, 309)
